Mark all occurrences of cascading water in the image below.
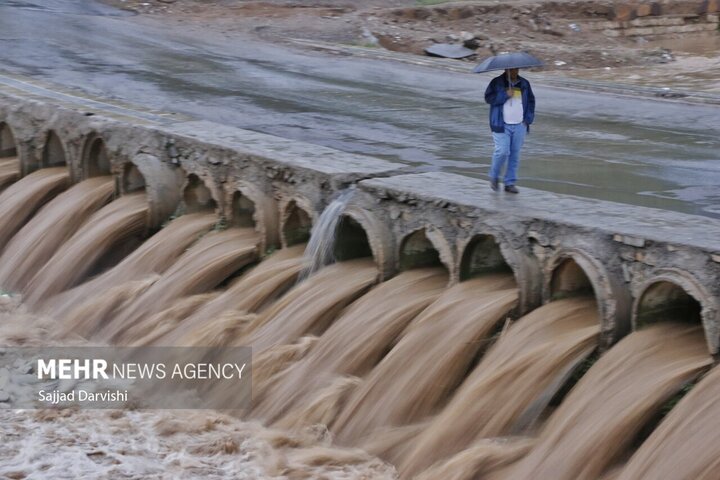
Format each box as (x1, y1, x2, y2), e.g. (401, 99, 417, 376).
(0, 168, 715, 480)
(153, 244, 307, 346)
(251, 268, 448, 427)
(48, 212, 217, 323)
(298, 188, 355, 280)
(399, 297, 600, 478)
(0, 167, 69, 253)
(503, 323, 711, 480)
(0, 176, 114, 292)
(616, 363, 720, 480)
(332, 274, 518, 445)
(22, 193, 149, 307)
(96, 227, 261, 344)
(0, 156, 20, 190)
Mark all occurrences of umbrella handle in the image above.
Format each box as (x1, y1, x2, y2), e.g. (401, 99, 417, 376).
(507, 70, 512, 105)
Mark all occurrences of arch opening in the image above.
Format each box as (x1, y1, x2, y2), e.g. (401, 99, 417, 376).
(183, 174, 217, 214)
(334, 215, 372, 261)
(550, 258, 594, 299)
(460, 234, 513, 280)
(0, 123, 17, 158)
(83, 135, 111, 178)
(122, 163, 146, 193)
(231, 191, 256, 228)
(399, 228, 442, 270)
(42, 131, 67, 168)
(283, 200, 312, 246)
(636, 281, 702, 327)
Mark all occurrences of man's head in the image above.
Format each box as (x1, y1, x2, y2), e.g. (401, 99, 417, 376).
(505, 68, 519, 81)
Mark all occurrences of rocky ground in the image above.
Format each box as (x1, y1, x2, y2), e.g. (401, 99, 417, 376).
(102, 0, 720, 92)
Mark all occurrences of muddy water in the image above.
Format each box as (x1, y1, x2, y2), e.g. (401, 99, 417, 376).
(400, 297, 599, 477)
(23, 193, 149, 306)
(0, 157, 20, 190)
(0, 297, 396, 480)
(253, 268, 448, 427)
(504, 324, 711, 480)
(333, 274, 518, 445)
(98, 227, 261, 344)
(154, 244, 306, 346)
(236, 259, 379, 353)
(0, 167, 69, 253)
(48, 212, 217, 321)
(617, 365, 720, 480)
(0, 176, 114, 292)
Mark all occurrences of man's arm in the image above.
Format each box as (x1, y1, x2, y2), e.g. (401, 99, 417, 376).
(485, 78, 508, 106)
(524, 82, 536, 125)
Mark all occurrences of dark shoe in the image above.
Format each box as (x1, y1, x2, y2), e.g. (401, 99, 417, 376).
(490, 178, 499, 191)
(504, 185, 519, 194)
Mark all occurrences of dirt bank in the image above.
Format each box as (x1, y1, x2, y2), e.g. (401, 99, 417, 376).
(104, 0, 720, 93)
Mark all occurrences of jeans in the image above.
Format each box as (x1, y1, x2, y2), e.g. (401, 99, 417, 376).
(490, 123, 526, 186)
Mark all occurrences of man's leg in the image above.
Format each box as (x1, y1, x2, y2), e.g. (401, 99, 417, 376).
(489, 130, 510, 188)
(504, 124, 526, 187)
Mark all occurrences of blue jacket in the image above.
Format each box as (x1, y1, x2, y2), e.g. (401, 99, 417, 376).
(484, 74, 535, 133)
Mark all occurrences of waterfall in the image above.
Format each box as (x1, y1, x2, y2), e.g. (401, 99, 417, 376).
(299, 188, 355, 280)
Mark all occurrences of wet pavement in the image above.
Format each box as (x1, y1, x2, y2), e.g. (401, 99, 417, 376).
(1, 0, 719, 217)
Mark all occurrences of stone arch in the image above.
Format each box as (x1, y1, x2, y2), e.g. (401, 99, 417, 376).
(546, 248, 632, 350)
(280, 196, 315, 247)
(122, 163, 146, 193)
(226, 181, 279, 251)
(230, 190, 255, 228)
(550, 257, 594, 298)
(398, 227, 452, 276)
(118, 154, 184, 229)
(633, 269, 718, 355)
(334, 205, 394, 279)
(41, 130, 67, 168)
(183, 173, 219, 214)
(459, 234, 513, 279)
(82, 133, 111, 178)
(0, 122, 17, 158)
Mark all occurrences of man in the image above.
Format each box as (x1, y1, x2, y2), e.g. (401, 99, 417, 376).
(484, 68, 535, 193)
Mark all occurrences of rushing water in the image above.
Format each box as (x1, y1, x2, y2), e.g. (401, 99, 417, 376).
(0, 167, 69, 253)
(616, 363, 720, 480)
(23, 193, 149, 307)
(333, 274, 518, 445)
(299, 188, 355, 280)
(0, 176, 114, 292)
(400, 297, 599, 477)
(0, 169, 716, 479)
(503, 324, 711, 480)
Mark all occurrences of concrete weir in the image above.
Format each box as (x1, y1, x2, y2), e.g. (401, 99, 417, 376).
(1, 86, 719, 355)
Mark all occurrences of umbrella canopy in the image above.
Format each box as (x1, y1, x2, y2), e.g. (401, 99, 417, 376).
(472, 52, 543, 73)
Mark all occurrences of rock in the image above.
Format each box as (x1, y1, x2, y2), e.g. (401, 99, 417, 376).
(463, 38, 481, 50)
(698, 0, 719, 13)
(613, 4, 637, 22)
(447, 6, 474, 20)
(636, 3, 662, 16)
(0, 391, 9, 402)
(459, 31, 475, 42)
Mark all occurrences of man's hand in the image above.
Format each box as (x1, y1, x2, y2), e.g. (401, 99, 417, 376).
(506, 88, 514, 97)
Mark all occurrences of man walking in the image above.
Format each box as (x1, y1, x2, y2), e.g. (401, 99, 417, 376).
(484, 68, 535, 193)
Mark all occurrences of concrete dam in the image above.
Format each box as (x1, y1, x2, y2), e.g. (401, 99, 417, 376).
(1, 80, 720, 479)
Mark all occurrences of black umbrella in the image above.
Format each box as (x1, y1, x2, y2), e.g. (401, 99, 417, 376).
(472, 52, 544, 73)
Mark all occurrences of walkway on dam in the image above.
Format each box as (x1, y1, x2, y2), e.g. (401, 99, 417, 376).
(0, 0, 719, 217)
